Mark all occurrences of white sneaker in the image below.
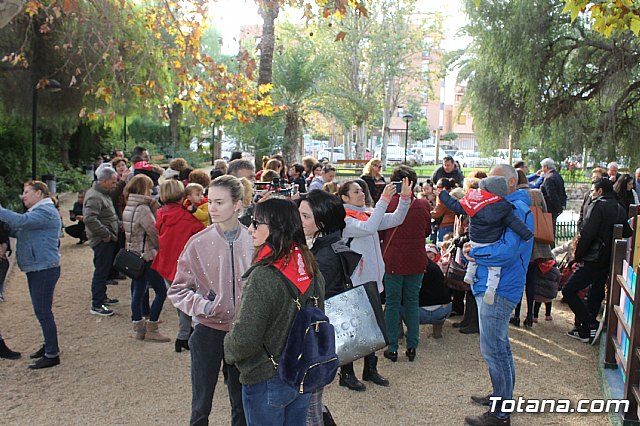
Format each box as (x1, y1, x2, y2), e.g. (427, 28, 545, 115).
(464, 274, 475, 285)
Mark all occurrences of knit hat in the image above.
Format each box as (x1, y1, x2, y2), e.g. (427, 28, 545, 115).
(479, 176, 508, 198)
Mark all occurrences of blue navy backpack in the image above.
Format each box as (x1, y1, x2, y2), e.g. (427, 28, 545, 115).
(264, 268, 339, 394)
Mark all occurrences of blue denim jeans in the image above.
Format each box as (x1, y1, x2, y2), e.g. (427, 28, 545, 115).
(91, 241, 117, 307)
(131, 262, 167, 322)
(242, 375, 312, 426)
(27, 267, 61, 357)
(385, 273, 423, 352)
(476, 293, 517, 420)
(401, 303, 452, 325)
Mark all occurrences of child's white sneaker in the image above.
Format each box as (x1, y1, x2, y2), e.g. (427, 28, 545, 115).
(463, 273, 475, 286)
(483, 289, 495, 305)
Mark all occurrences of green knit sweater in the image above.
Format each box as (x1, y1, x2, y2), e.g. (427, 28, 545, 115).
(223, 263, 325, 385)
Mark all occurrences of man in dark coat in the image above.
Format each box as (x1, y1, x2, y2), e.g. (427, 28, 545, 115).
(540, 158, 566, 235)
(431, 156, 464, 186)
(563, 178, 632, 343)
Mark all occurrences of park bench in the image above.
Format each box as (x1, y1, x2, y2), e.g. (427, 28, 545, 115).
(336, 159, 368, 174)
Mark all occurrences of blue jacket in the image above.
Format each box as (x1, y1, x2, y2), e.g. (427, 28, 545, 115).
(0, 198, 61, 273)
(439, 190, 533, 244)
(469, 189, 534, 303)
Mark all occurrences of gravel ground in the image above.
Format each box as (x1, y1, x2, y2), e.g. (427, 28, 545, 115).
(0, 193, 609, 425)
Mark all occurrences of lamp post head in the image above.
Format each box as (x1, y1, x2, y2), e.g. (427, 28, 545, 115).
(402, 113, 413, 123)
(35, 78, 62, 92)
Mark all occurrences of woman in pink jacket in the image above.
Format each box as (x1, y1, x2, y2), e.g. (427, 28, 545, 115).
(167, 175, 252, 426)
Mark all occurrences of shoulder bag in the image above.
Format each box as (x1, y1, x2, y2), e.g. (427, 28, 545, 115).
(113, 205, 147, 279)
(530, 191, 555, 245)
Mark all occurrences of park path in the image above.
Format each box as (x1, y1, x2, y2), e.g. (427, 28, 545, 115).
(0, 193, 609, 425)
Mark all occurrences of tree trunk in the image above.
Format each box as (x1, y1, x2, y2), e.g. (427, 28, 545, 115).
(283, 108, 299, 165)
(381, 76, 396, 171)
(343, 125, 352, 160)
(355, 121, 367, 159)
(257, 1, 279, 93)
(169, 101, 182, 148)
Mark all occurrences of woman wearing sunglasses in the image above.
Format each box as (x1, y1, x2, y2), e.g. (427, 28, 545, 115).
(167, 175, 252, 426)
(225, 198, 323, 425)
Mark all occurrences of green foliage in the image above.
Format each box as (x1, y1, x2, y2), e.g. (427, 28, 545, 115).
(0, 116, 31, 209)
(441, 132, 458, 141)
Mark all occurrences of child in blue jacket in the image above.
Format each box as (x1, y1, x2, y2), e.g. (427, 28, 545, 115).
(439, 176, 533, 304)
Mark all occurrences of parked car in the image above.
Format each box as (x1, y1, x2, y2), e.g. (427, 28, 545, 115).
(492, 149, 522, 165)
(317, 146, 345, 162)
(453, 150, 492, 168)
(420, 146, 448, 165)
(375, 145, 420, 166)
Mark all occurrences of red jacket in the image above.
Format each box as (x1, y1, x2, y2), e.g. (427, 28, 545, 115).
(151, 203, 205, 282)
(381, 195, 431, 275)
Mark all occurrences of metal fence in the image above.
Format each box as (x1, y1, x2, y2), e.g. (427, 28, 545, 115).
(555, 221, 577, 245)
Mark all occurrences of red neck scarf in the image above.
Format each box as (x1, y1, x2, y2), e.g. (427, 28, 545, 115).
(459, 189, 502, 217)
(345, 209, 372, 222)
(256, 244, 312, 293)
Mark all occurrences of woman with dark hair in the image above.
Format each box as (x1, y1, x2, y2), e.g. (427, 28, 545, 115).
(168, 175, 251, 426)
(614, 173, 638, 213)
(0, 181, 62, 368)
(225, 198, 323, 425)
(353, 178, 374, 208)
(431, 177, 458, 242)
(381, 165, 431, 362)
(123, 175, 170, 342)
(298, 191, 361, 424)
(337, 177, 411, 390)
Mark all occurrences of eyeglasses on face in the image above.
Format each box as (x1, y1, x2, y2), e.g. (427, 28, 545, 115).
(251, 218, 267, 229)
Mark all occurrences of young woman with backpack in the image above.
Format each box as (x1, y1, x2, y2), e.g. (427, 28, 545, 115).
(224, 198, 324, 426)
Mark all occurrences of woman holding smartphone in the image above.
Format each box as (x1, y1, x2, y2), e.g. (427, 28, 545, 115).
(336, 177, 412, 391)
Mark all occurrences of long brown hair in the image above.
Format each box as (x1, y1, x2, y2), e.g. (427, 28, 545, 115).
(252, 198, 319, 278)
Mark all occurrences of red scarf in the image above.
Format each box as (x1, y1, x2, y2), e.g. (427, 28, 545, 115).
(459, 189, 502, 217)
(345, 209, 372, 222)
(256, 244, 312, 293)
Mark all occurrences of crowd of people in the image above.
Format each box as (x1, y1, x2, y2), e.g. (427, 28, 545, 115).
(0, 147, 638, 426)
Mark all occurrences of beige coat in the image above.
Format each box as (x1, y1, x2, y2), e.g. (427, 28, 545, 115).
(122, 194, 158, 261)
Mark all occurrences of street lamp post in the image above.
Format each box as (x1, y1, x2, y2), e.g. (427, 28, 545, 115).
(402, 113, 413, 165)
(31, 78, 62, 180)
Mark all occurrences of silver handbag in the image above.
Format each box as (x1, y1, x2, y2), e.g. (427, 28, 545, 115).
(325, 281, 388, 366)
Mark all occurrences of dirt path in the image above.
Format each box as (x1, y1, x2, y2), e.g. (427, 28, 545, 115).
(0, 193, 609, 425)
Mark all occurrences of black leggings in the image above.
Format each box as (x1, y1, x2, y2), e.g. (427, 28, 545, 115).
(513, 263, 537, 319)
(533, 301, 552, 318)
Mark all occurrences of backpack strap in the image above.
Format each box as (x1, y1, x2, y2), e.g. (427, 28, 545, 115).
(270, 266, 319, 309)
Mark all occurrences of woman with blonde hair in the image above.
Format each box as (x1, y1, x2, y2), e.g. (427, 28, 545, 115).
(360, 158, 386, 203)
(168, 175, 252, 425)
(123, 174, 170, 342)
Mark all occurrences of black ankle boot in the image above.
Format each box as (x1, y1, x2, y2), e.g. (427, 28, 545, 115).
(362, 355, 389, 387)
(174, 339, 190, 353)
(339, 372, 366, 391)
(0, 339, 21, 359)
(460, 295, 479, 334)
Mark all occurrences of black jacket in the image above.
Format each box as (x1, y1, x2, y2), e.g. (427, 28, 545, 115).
(419, 258, 451, 307)
(311, 231, 361, 298)
(541, 169, 566, 215)
(431, 166, 464, 186)
(575, 192, 632, 267)
(360, 174, 386, 203)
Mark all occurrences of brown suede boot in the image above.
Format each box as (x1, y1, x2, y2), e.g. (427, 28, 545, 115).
(132, 320, 146, 340)
(145, 321, 170, 342)
(432, 322, 444, 339)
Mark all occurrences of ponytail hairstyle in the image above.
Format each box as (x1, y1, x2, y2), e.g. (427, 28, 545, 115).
(252, 198, 319, 278)
(209, 175, 244, 203)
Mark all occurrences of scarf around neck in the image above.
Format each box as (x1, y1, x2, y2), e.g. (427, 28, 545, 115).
(256, 243, 311, 293)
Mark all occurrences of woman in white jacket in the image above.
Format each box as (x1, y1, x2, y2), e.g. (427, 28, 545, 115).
(336, 177, 411, 392)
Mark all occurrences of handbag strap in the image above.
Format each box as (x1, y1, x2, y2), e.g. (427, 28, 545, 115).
(382, 198, 414, 258)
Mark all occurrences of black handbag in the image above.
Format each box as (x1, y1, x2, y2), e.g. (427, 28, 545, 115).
(113, 206, 146, 279)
